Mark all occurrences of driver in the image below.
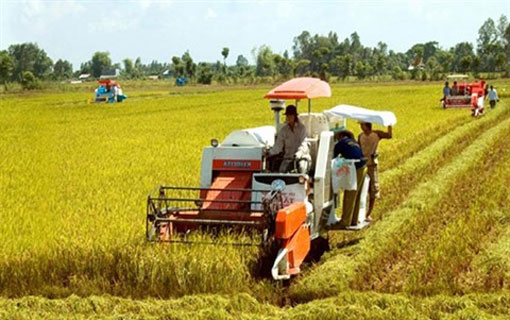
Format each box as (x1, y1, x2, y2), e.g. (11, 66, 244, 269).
(268, 105, 310, 173)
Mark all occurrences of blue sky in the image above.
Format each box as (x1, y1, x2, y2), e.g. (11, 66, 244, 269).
(1, 0, 509, 70)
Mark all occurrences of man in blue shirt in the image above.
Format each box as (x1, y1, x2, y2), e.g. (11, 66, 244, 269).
(441, 81, 451, 107)
(443, 81, 452, 97)
(333, 130, 368, 228)
(334, 130, 366, 169)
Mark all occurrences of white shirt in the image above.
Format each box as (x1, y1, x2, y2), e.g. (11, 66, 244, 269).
(488, 89, 498, 101)
(270, 121, 309, 160)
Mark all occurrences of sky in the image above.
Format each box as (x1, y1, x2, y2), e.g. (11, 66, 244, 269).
(1, 0, 509, 70)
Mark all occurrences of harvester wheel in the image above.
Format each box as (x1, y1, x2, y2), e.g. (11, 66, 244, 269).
(305, 236, 330, 263)
(254, 239, 281, 279)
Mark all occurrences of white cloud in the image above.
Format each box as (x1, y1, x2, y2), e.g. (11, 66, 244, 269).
(138, 0, 173, 11)
(88, 11, 140, 33)
(206, 8, 217, 19)
(139, 0, 152, 11)
(16, 0, 85, 36)
(275, 1, 294, 19)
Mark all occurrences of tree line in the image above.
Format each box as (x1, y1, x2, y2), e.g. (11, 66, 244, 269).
(0, 15, 508, 89)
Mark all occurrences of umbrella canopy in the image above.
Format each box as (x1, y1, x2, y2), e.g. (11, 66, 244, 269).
(264, 77, 331, 100)
(324, 104, 397, 126)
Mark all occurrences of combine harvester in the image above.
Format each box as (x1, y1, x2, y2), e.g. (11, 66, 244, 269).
(94, 79, 127, 103)
(145, 78, 396, 280)
(442, 74, 485, 116)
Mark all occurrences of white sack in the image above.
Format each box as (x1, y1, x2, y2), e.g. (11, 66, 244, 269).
(324, 104, 397, 126)
(331, 158, 357, 192)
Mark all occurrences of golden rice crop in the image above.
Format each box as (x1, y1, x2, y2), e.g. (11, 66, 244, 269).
(0, 82, 467, 299)
(2, 291, 510, 319)
(289, 105, 510, 302)
(1, 80, 510, 318)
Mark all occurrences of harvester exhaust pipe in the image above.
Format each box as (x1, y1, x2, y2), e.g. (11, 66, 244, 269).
(270, 99, 285, 131)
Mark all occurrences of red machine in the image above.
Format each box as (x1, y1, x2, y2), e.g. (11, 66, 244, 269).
(442, 75, 485, 116)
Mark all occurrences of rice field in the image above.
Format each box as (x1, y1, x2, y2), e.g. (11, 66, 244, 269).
(0, 80, 509, 318)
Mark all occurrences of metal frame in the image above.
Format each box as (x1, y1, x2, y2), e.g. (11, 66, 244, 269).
(146, 186, 269, 242)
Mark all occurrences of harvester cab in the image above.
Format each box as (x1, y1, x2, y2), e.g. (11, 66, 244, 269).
(442, 74, 485, 115)
(146, 77, 383, 280)
(94, 79, 127, 103)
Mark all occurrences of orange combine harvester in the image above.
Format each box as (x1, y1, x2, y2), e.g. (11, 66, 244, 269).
(146, 78, 376, 280)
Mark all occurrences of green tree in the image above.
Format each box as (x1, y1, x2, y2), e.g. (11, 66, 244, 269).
(438, 50, 454, 74)
(339, 55, 353, 79)
(20, 71, 40, 90)
(53, 59, 73, 80)
(134, 57, 144, 76)
(235, 54, 249, 77)
(0, 51, 14, 85)
(90, 52, 112, 78)
(350, 32, 361, 56)
(459, 55, 473, 73)
(471, 56, 481, 77)
(171, 56, 184, 78)
(423, 41, 439, 62)
(197, 62, 213, 84)
(79, 61, 92, 74)
(478, 18, 498, 53)
(319, 63, 329, 81)
(293, 59, 310, 76)
(122, 58, 136, 79)
(426, 56, 440, 80)
(182, 51, 196, 80)
(355, 61, 366, 79)
(236, 55, 249, 68)
(495, 52, 506, 72)
(391, 66, 405, 80)
(8, 43, 53, 80)
(274, 53, 293, 78)
(292, 31, 312, 61)
(451, 42, 474, 71)
(505, 24, 510, 75)
(497, 15, 508, 41)
(254, 45, 275, 77)
(221, 47, 229, 68)
(477, 17, 498, 72)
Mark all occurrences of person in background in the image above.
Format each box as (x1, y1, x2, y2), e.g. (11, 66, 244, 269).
(111, 85, 118, 102)
(451, 81, 460, 95)
(441, 81, 451, 104)
(488, 85, 499, 108)
(333, 130, 367, 228)
(358, 122, 392, 221)
(267, 105, 310, 173)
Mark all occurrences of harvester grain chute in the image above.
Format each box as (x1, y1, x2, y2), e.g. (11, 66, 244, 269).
(146, 77, 396, 280)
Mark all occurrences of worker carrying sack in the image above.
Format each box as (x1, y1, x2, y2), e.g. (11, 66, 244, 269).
(331, 157, 357, 192)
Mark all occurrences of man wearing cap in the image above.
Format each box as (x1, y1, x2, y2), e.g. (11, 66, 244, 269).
(358, 122, 392, 221)
(268, 105, 310, 173)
